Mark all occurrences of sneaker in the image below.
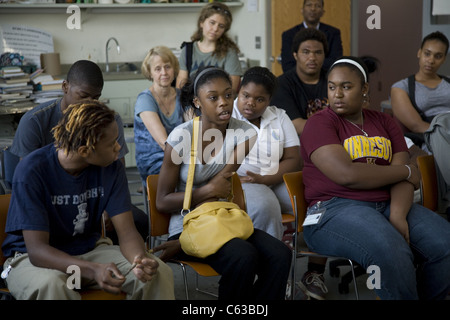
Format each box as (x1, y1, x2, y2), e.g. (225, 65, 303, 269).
(285, 280, 310, 300)
(299, 271, 328, 300)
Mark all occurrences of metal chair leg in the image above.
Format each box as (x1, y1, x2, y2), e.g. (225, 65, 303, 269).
(347, 259, 359, 300)
(195, 273, 218, 298)
(179, 263, 189, 300)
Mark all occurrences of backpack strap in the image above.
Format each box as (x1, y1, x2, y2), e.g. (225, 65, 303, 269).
(407, 74, 426, 120)
(408, 74, 450, 121)
(181, 41, 193, 75)
(440, 75, 450, 84)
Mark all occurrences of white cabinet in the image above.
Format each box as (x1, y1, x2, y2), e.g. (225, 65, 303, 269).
(102, 78, 149, 167)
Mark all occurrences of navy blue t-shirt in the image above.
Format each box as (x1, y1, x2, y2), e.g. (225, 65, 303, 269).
(2, 144, 131, 257)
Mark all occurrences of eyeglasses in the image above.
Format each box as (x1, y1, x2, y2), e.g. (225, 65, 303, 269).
(211, 5, 231, 17)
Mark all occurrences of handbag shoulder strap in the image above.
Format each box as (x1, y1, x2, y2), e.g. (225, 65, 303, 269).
(181, 117, 236, 213)
(182, 117, 200, 213)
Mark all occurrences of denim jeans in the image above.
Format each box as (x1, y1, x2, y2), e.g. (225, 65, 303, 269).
(303, 197, 450, 300)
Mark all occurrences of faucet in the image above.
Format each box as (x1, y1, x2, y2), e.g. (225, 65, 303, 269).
(105, 37, 120, 73)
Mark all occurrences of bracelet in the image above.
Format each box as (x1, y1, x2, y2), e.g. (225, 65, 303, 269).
(405, 164, 411, 180)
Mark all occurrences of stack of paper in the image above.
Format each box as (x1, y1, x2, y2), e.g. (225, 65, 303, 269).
(31, 72, 64, 103)
(0, 66, 33, 107)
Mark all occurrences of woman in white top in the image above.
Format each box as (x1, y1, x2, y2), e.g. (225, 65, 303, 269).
(154, 67, 292, 300)
(233, 66, 302, 240)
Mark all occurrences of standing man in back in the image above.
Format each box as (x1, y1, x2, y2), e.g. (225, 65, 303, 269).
(281, 0, 342, 73)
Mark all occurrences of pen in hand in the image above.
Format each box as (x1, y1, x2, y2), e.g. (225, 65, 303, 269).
(122, 263, 137, 277)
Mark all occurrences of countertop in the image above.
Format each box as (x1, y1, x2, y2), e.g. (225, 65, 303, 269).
(60, 62, 146, 81)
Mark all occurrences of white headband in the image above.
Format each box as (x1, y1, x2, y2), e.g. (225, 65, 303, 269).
(193, 67, 222, 96)
(332, 59, 368, 83)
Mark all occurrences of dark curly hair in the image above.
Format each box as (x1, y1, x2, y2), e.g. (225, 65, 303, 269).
(292, 28, 329, 56)
(241, 66, 278, 98)
(52, 100, 116, 154)
(191, 2, 240, 59)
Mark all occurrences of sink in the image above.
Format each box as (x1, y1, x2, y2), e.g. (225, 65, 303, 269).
(101, 62, 144, 80)
(58, 61, 145, 81)
(102, 62, 139, 74)
(105, 70, 140, 75)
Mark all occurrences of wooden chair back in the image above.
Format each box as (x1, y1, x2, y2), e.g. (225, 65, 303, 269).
(417, 155, 438, 212)
(283, 171, 308, 233)
(0, 193, 11, 265)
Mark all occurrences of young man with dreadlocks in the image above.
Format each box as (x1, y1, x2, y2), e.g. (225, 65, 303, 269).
(2, 101, 174, 300)
(9, 59, 148, 245)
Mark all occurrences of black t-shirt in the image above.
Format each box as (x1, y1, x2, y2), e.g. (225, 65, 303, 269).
(271, 69, 329, 121)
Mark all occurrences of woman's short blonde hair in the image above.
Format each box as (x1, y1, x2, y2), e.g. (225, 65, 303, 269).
(141, 46, 180, 81)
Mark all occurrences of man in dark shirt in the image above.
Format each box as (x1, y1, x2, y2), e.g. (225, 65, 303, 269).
(272, 28, 329, 137)
(2, 101, 174, 299)
(281, 0, 342, 72)
(10, 60, 148, 243)
(271, 27, 330, 300)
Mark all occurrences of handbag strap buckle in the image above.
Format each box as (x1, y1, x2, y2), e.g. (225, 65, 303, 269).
(181, 209, 190, 217)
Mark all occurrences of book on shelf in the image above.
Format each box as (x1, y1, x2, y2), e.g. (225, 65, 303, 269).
(30, 68, 45, 81)
(0, 92, 31, 99)
(0, 66, 23, 75)
(0, 81, 29, 88)
(39, 83, 64, 91)
(0, 75, 30, 85)
(0, 67, 31, 92)
(32, 73, 63, 91)
(1, 84, 34, 94)
(33, 90, 64, 104)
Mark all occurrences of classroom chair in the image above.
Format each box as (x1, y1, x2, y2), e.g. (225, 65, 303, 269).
(416, 154, 438, 212)
(283, 171, 360, 300)
(146, 174, 220, 299)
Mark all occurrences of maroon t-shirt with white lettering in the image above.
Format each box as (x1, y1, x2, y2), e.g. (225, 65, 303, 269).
(300, 107, 408, 206)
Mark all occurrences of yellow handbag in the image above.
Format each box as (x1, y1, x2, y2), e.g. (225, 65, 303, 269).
(179, 117, 254, 258)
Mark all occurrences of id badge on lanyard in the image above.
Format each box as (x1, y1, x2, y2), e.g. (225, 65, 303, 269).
(303, 201, 326, 226)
